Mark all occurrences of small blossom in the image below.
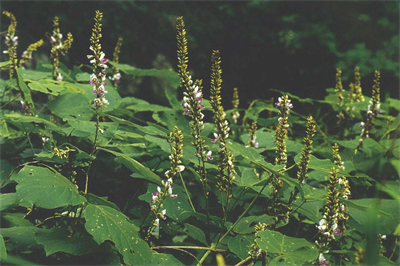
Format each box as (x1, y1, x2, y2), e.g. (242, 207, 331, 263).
(318, 253, 329, 266)
(206, 150, 213, 160)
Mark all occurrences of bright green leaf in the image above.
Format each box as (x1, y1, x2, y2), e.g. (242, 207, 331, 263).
(256, 229, 318, 265)
(16, 69, 35, 113)
(0, 193, 18, 211)
(13, 166, 86, 209)
(0, 235, 6, 260)
(228, 234, 254, 260)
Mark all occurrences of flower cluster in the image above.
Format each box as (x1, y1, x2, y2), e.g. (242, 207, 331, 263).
(247, 121, 259, 148)
(332, 143, 345, 171)
(19, 39, 44, 69)
(297, 116, 316, 185)
(176, 17, 210, 185)
(165, 126, 185, 179)
(210, 50, 236, 195)
(248, 223, 268, 260)
(2, 11, 18, 54)
(367, 70, 381, 118)
(352, 66, 365, 103)
(49, 16, 73, 81)
(335, 68, 344, 106)
(356, 70, 381, 153)
(275, 95, 293, 167)
(88, 11, 109, 108)
(315, 167, 343, 265)
(231, 87, 240, 124)
(109, 37, 123, 86)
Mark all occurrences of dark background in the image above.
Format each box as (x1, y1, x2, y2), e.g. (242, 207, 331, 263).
(1, 1, 399, 107)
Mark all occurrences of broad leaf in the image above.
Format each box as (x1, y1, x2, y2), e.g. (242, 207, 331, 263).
(48, 93, 94, 121)
(85, 193, 120, 211)
(228, 234, 255, 260)
(35, 227, 99, 256)
(98, 148, 162, 185)
(0, 193, 18, 211)
(28, 79, 65, 96)
(109, 62, 181, 88)
(184, 223, 207, 245)
(1, 226, 38, 251)
(84, 204, 152, 265)
(13, 166, 86, 209)
(256, 229, 318, 265)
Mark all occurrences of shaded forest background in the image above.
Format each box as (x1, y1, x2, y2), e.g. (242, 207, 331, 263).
(1, 1, 399, 107)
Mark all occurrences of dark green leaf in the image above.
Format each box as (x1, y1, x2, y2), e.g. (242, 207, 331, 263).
(228, 234, 254, 260)
(48, 93, 94, 121)
(85, 193, 120, 211)
(28, 79, 65, 96)
(35, 227, 99, 256)
(16, 69, 35, 113)
(98, 148, 162, 185)
(184, 223, 207, 245)
(84, 203, 152, 265)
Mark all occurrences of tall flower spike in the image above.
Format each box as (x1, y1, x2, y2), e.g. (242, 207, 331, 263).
(109, 37, 123, 86)
(19, 39, 44, 69)
(165, 126, 185, 180)
(2, 11, 18, 52)
(297, 116, 316, 185)
(2, 11, 18, 79)
(210, 50, 236, 195)
(49, 16, 73, 81)
(275, 95, 293, 167)
(335, 68, 344, 106)
(176, 17, 210, 191)
(88, 11, 109, 108)
(356, 70, 381, 154)
(231, 87, 240, 124)
(315, 167, 341, 265)
(248, 121, 259, 148)
(353, 66, 364, 102)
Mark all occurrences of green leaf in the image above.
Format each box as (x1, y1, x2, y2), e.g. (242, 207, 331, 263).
(234, 214, 275, 234)
(184, 223, 207, 245)
(151, 253, 184, 265)
(1, 226, 38, 251)
(228, 234, 254, 260)
(75, 72, 91, 82)
(48, 93, 94, 121)
(84, 203, 152, 265)
(0, 193, 18, 211)
(16, 69, 35, 113)
(144, 135, 171, 153)
(346, 198, 400, 235)
(19, 68, 52, 81)
(0, 235, 6, 260)
(28, 79, 65, 96)
(381, 113, 400, 140)
(13, 166, 86, 209)
(35, 227, 99, 256)
(4, 113, 63, 134)
(109, 62, 181, 88)
(127, 103, 172, 112)
(294, 153, 335, 173)
(85, 193, 120, 211)
(256, 229, 318, 265)
(75, 83, 121, 112)
(98, 148, 162, 185)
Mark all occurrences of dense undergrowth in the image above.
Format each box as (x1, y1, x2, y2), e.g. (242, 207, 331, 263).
(0, 10, 399, 266)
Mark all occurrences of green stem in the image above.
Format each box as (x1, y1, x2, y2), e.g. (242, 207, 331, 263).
(217, 174, 272, 247)
(92, 110, 100, 154)
(179, 172, 196, 212)
(200, 174, 273, 265)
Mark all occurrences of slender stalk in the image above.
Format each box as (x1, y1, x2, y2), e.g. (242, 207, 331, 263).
(151, 245, 225, 252)
(198, 174, 271, 265)
(179, 171, 196, 212)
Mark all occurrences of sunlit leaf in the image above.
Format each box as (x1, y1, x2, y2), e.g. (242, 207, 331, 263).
(13, 166, 86, 209)
(256, 229, 318, 265)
